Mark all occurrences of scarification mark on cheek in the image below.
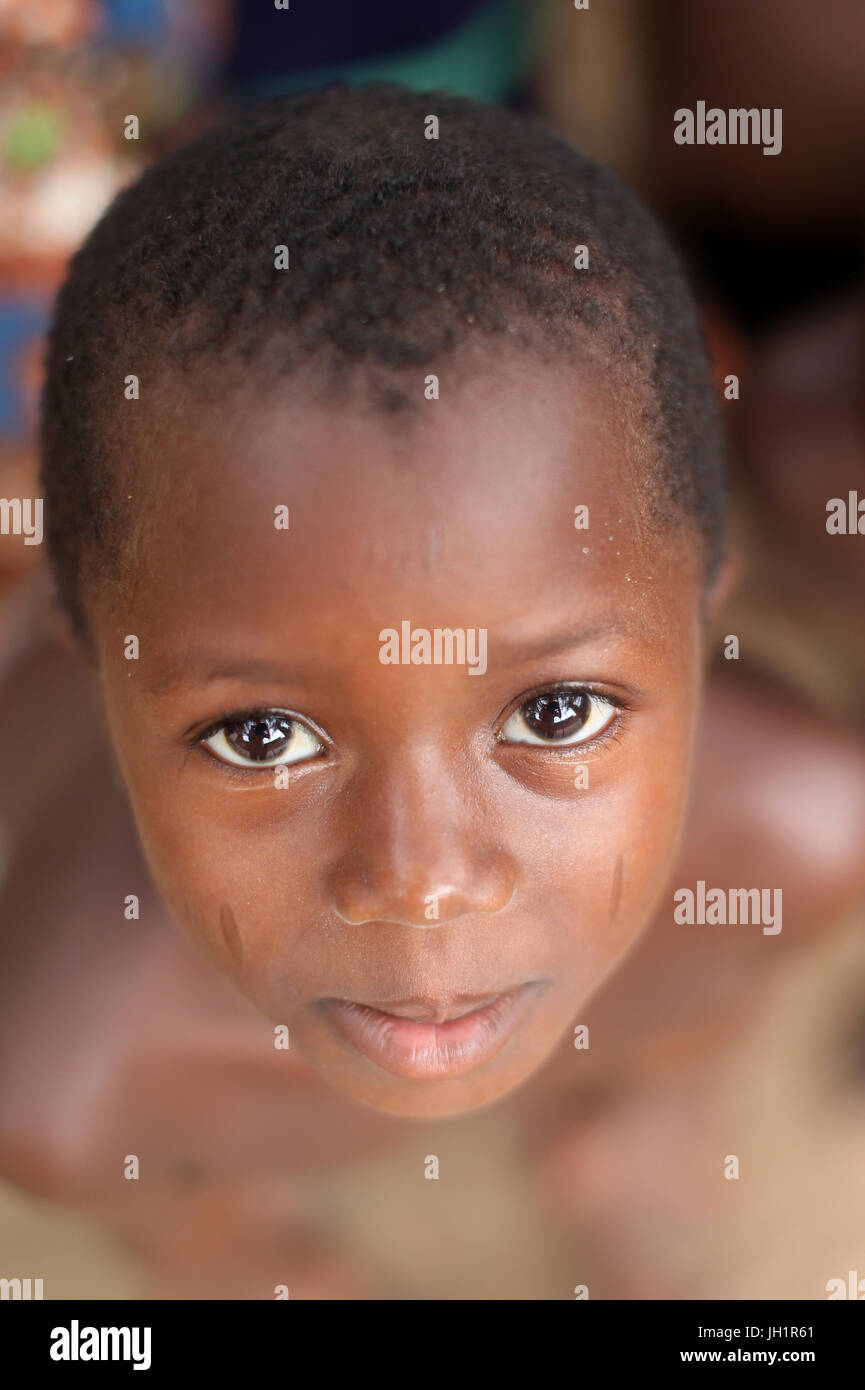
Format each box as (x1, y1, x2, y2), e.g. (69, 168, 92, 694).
(219, 902, 244, 971)
(609, 855, 623, 922)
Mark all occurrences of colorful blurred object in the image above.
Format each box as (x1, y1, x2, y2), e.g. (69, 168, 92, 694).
(0, 0, 228, 597)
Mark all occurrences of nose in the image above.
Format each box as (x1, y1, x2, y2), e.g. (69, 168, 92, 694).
(327, 748, 516, 928)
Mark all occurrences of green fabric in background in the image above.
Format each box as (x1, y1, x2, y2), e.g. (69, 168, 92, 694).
(243, 0, 550, 105)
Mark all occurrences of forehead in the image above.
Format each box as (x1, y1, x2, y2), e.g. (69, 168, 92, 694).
(109, 357, 698, 665)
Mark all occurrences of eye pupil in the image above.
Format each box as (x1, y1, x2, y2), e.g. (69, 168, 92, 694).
(226, 715, 293, 761)
(522, 691, 589, 740)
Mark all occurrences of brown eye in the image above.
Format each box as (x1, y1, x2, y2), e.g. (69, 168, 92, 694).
(500, 688, 618, 748)
(226, 715, 293, 761)
(521, 692, 590, 740)
(202, 711, 323, 769)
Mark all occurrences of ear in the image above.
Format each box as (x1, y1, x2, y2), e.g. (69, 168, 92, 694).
(704, 550, 741, 620)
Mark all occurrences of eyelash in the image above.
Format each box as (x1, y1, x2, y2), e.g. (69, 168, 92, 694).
(190, 685, 630, 775)
(495, 684, 629, 754)
(188, 709, 327, 778)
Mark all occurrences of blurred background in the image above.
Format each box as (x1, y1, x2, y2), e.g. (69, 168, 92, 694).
(1, 0, 864, 1299)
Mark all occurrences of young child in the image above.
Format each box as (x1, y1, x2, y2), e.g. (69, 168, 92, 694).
(4, 83, 863, 1298)
(40, 79, 725, 1113)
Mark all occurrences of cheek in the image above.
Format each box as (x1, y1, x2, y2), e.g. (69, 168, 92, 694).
(99, 688, 319, 972)
(140, 802, 318, 972)
(532, 718, 695, 982)
(105, 734, 315, 982)
(600, 732, 695, 957)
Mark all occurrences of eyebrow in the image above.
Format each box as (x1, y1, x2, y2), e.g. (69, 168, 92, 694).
(141, 657, 305, 697)
(494, 616, 653, 663)
(141, 617, 653, 697)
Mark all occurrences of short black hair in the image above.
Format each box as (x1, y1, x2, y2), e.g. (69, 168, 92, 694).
(40, 82, 724, 641)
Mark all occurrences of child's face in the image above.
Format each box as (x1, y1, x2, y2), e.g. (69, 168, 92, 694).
(94, 356, 705, 1118)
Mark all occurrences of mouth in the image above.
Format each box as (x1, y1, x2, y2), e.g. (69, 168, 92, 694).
(319, 983, 540, 1081)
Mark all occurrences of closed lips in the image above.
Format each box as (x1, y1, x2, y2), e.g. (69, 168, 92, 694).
(320, 984, 539, 1080)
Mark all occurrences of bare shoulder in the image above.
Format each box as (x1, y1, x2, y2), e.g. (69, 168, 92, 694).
(687, 667, 865, 932)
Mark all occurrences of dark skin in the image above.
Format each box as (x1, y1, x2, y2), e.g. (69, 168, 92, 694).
(5, 353, 862, 1295)
(2, 638, 864, 1297)
(91, 354, 706, 1120)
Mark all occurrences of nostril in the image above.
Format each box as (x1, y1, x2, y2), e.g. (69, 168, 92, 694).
(331, 882, 505, 929)
(327, 849, 517, 928)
